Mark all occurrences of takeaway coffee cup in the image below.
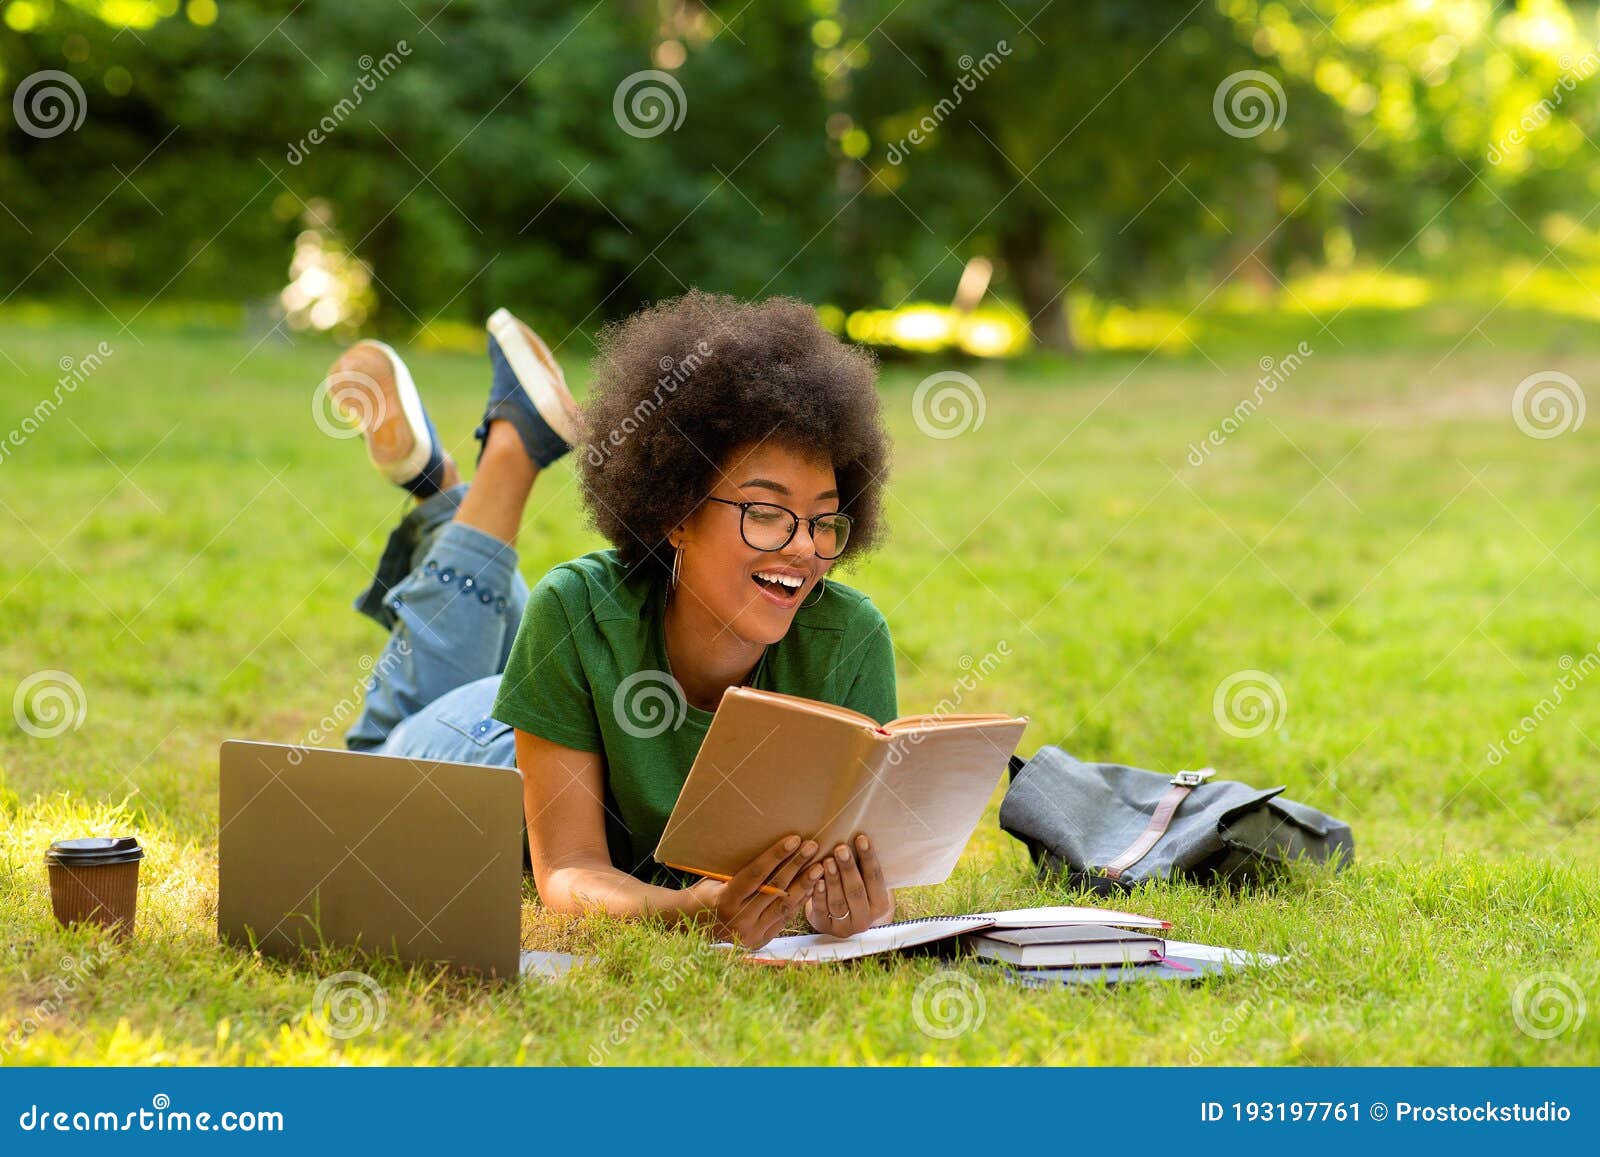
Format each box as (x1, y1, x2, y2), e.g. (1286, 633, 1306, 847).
(45, 836, 144, 939)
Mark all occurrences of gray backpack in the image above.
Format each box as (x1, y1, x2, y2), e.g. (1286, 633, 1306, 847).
(998, 747, 1354, 893)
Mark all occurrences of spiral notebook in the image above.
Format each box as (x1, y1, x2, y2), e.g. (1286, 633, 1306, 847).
(739, 905, 1170, 964)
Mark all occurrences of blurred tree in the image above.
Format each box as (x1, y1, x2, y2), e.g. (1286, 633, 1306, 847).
(2, 0, 842, 340)
(5, 0, 1600, 348)
(843, 0, 1353, 350)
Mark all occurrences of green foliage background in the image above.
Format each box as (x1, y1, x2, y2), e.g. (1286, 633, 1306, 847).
(6, 0, 1600, 344)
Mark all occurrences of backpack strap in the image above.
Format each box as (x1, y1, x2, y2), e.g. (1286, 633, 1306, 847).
(1101, 768, 1215, 880)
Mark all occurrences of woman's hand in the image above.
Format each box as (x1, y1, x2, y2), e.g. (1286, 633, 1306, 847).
(805, 834, 894, 938)
(688, 835, 822, 949)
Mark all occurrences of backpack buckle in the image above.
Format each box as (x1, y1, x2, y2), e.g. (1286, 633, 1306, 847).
(1172, 768, 1215, 787)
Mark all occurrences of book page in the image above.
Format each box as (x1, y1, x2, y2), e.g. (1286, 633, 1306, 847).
(859, 718, 1029, 887)
(655, 687, 1026, 887)
(976, 905, 1171, 930)
(884, 712, 1018, 732)
(738, 915, 996, 964)
(1163, 941, 1284, 967)
(729, 686, 881, 729)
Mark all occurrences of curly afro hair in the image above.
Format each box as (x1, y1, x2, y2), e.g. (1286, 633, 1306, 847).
(578, 291, 890, 579)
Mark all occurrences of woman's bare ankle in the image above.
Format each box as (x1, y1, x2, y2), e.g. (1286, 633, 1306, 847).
(452, 421, 538, 546)
(481, 419, 537, 475)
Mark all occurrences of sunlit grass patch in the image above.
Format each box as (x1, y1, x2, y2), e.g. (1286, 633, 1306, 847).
(2, 298, 1599, 1064)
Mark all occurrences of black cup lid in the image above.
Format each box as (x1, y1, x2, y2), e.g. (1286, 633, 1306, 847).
(45, 836, 144, 866)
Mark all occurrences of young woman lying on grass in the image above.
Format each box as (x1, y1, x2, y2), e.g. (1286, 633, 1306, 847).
(328, 291, 896, 949)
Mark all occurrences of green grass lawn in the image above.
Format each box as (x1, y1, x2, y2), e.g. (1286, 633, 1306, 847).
(2, 296, 1598, 1065)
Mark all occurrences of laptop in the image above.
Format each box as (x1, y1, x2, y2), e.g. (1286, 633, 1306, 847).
(218, 740, 531, 978)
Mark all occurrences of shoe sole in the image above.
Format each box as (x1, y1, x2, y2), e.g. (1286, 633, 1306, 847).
(486, 308, 582, 448)
(326, 340, 434, 485)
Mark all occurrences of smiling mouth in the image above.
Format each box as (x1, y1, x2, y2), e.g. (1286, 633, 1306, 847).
(751, 570, 804, 604)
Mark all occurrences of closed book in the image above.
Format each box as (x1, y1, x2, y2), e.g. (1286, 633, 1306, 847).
(967, 924, 1166, 968)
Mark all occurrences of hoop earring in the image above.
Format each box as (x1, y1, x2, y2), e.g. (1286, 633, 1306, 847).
(670, 545, 682, 591)
(800, 576, 827, 609)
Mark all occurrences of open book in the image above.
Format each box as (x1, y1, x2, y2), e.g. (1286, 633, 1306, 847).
(654, 686, 1028, 890)
(738, 905, 1172, 964)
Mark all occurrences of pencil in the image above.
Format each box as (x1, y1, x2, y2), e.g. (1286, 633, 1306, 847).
(662, 862, 787, 898)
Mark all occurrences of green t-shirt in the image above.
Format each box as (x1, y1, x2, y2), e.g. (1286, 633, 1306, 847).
(491, 549, 898, 882)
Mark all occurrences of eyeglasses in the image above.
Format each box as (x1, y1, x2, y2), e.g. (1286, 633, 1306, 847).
(704, 497, 853, 559)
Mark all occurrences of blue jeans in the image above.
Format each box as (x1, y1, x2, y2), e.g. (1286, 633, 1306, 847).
(345, 484, 525, 769)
